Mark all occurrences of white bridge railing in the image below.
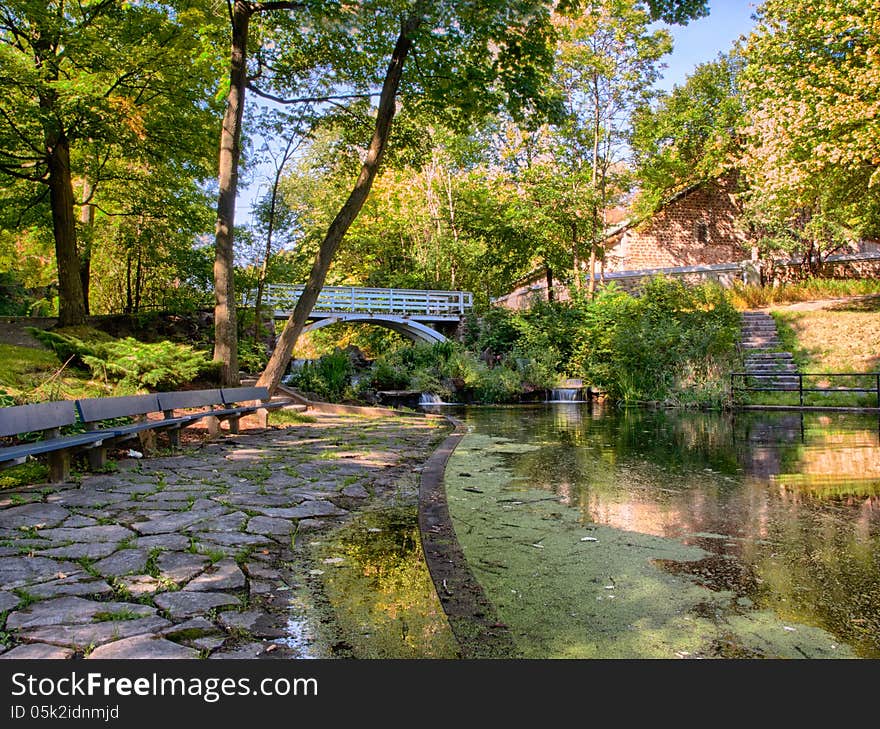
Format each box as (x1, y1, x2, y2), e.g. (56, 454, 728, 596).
(251, 284, 473, 317)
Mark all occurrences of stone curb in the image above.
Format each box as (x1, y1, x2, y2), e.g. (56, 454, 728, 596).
(418, 416, 518, 659)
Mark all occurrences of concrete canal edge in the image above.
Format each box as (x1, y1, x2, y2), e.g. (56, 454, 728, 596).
(418, 416, 519, 659)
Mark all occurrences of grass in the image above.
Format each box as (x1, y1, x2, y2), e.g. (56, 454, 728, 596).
(730, 278, 880, 309)
(93, 608, 144, 622)
(771, 305, 880, 375)
(0, 342, 105, 403)
(270, 409, 317, 425)
(0, 461, 48, 490)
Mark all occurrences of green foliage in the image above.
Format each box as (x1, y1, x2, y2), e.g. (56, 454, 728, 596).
(571, 277, 740, 404)
(462, 308, 521, 357)
(0, 461, 49, 490)
(740, 0, 880, 262)
(0, 272, 30, 315)
(236, 338, 269, 374)
(30, 328, 207, 391)
(288, 349, 353, 401)
(367, 360, 411, 391)
(0, 0, 222, 321)
(632, 53, 744, 216)
(85, 339, 207, 391)
(26, 328, 112, 367)
(468, 365, 524, 404)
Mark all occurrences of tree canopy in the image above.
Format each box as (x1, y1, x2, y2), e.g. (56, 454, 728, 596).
(740, 0, 880, 264)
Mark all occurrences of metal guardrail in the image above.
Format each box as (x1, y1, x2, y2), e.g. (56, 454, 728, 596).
(249, 285, 474, 317)
(731, 372, 880, 407)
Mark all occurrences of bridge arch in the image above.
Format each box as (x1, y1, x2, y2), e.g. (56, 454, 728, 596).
(301, 315, 448, 344)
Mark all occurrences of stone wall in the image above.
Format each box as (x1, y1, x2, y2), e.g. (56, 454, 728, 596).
(767, 252, 880, 284)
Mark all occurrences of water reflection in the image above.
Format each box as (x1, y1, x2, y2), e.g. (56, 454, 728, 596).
(314, 508, 458, 658)
(453, 405, 880, 657)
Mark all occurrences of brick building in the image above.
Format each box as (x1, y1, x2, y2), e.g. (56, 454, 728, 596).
(496, 173, 753, 309)
(602, 172, 752, 273)
(494, 171, 880, 310)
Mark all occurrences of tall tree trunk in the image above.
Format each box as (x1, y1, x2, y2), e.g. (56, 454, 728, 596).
(571, 222, 581, 292)
(35, 30, 85, 327)
(589, 75, 601, 299)
(79, 178, 94, 316)
(212, 1, 251, 387)
(254, 133, 296, 342)
(545, 266, 554, 302)
(125, 247, 133, 315)
(134, 247, 143, 314)
(46, 131, 86, 327)
(258, 17, 420, 394)
(252, 179, 278, 342)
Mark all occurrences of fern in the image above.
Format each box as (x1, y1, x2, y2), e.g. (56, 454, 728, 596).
(30, 329, 207, 391)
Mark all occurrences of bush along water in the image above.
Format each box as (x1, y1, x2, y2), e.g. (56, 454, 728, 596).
(285, 276, 742, 408)
(570, 278, 741, 407)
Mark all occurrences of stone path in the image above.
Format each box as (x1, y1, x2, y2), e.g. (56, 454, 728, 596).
(740, 311, 799, 391)
(0, 411, 448, 659)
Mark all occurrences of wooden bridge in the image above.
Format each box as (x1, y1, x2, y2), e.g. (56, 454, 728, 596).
(251, 285, 474, 343)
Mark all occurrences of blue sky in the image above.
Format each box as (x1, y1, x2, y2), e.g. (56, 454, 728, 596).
(655, 0, 759, 91)
(236, 1, 761, 224)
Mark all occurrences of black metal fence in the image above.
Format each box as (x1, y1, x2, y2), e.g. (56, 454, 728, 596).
(731, 372, 880, 407)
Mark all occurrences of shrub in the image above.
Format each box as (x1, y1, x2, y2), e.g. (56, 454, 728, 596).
(571, 277, 740, 403)
(237, 338, 269, 374)
(287, 349, 353, 401)
(30, 328, 208, 391)
(469, 365, 522, 403)
(367, 360, 410, 391)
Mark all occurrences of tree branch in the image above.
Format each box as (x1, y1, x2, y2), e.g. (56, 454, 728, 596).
(14, 186, 50, 227)
(0, 106, 44, 156)
(0, 162, 45, 182)
(247, 83, 379, 105)
(251, 2, 307, 12)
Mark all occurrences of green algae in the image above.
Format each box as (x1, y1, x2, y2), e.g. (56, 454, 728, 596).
(445, 431, 857, 659)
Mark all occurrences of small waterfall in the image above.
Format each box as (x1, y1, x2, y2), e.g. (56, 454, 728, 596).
(547, 387, 584, 402)
(419, 393, 444, 406)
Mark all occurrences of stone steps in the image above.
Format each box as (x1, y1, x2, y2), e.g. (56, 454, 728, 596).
(738, 311, 799, 393)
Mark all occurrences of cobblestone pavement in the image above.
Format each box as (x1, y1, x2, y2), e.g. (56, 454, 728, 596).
(0, 411, 448, 659)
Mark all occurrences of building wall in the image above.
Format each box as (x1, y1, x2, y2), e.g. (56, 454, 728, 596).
(604, 175, 751, 273)
(492, 174, 879, 311)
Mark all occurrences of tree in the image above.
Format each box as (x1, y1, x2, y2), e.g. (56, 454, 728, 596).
(256, 0, 562, 392)
(254, 0, 709, 392)
(0, 1, 220, 325)
(483, 1, 674, 296)
(552, 2, 673, 294)
(739, 0, 880, 268)
(211, 0, 360, 385)
(632, 52, 744, 215)
(246, 110, 307, 341)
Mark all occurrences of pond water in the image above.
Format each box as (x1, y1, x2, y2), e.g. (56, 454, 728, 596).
(440, 405, 880, 658)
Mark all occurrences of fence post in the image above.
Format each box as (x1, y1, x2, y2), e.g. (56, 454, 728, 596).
(730, 372, 735, 404)
(876, 373, 879, 408)
(799, 374, 804, 407)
